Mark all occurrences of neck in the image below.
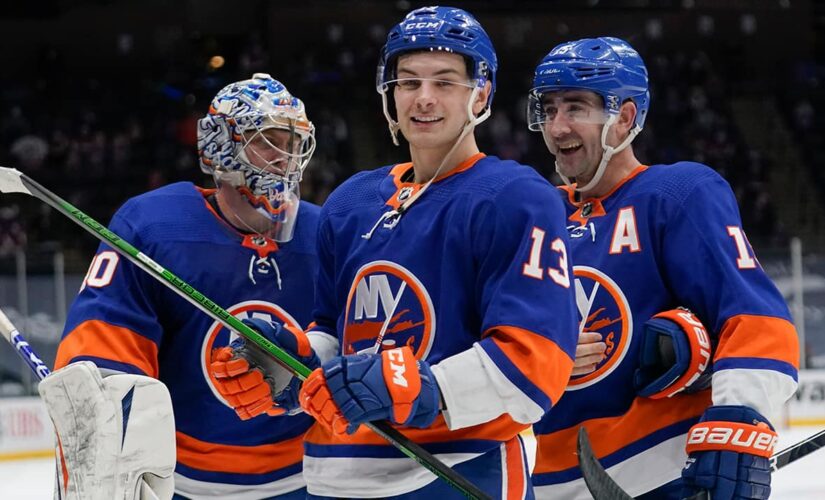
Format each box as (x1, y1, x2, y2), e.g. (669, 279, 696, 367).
(409, 130, 479, 184)
(577, 147, 640, 199)
(215, 185, 275, 238)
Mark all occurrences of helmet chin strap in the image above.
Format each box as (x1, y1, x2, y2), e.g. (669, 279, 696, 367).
(381, 90, 402, 146)
(363, 86, 488, 240)
(554, 114, 640, 194)
(396, 85, 488, 204)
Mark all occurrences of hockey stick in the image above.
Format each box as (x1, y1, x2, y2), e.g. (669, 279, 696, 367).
(0, 167, 491, 500)
(577, 426, 825, 500)
(0, 306, 51, 381)
(576, 428, 633, 500)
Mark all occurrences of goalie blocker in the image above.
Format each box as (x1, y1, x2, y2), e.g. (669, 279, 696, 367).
(38, 361, 176, 500)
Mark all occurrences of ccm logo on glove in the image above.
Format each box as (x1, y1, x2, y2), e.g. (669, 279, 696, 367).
(686, 421, 778, 458)
(387, 349, 409, 388)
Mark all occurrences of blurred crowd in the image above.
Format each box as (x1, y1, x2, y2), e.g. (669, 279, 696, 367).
(783, 60, 825, 202)
(0, 22, 800, 263)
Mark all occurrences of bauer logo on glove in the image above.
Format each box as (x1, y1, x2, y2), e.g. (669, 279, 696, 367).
(635, 307, 713, 399)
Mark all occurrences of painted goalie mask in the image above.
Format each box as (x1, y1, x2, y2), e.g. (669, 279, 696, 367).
(197, 73, 316, 242)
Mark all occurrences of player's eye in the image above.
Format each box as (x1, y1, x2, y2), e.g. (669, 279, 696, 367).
(567, 104, 587, 118)
(396, 79, 421, 90)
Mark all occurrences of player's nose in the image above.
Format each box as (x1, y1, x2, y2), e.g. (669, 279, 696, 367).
(546, 113, 572, 137)
(414, 82, 437, 108)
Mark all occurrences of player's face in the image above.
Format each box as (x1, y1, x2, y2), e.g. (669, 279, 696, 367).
(241, 128, 301, 175)
(541, 90, 607, 181)
(393, 52, 481, 149)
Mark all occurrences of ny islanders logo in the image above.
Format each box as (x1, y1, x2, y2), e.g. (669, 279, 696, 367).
(343, 260, 436, 360)
(567, 265, 633, 391)
(200, 300, 300, 406)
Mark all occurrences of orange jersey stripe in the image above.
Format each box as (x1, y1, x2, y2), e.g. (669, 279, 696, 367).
(305, 413, 529, 447)
(534, 391, 710, 473)
(176, 431, 304, 474)
(55, 320, 159, 377)
(504, 436, 526, 500)
(486, 325, 574, 408)
(715, 315, 799, 367)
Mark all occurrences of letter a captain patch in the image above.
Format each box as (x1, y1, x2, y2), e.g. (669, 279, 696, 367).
(609, 207, 641, 254)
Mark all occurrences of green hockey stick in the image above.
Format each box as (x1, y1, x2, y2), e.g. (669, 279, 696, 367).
(0, 167, 491, 500)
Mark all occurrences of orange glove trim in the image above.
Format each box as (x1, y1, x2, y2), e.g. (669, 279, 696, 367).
(686, 420, 778, 458)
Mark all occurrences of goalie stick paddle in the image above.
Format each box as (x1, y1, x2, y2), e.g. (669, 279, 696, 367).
(0, 167, 492, 500)
(577, 426, 825, 500)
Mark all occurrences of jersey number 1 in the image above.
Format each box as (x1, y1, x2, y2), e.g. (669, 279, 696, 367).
(522, 227, 571, 287)
(727, 226, 757, 269)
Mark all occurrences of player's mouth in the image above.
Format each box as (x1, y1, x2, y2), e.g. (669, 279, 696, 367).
(556, 141, 583, 156)
(411, 115, 443, 127)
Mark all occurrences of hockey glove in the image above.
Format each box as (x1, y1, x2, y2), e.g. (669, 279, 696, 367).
(682, 405, 776, 500)
(300, 346, 440, 435)
(210, 318, 320, 420)
(634, 308, 712, 399)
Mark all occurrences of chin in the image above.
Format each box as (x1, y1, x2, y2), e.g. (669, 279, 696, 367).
(404, 134, 445, 150)
(556, 165, 580, 179)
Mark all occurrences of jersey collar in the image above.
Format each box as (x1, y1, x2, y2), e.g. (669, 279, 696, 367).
(561, 165, 648, 225)
(196, 186, 280, 257)
(384, 152, 486, 209)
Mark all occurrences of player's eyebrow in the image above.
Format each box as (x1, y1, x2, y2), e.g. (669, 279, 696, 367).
(396, 67, 463, 78)
(543, 92, 600, 107)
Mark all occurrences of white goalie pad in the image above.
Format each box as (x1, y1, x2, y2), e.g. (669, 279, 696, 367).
(38, 361, 176, 500)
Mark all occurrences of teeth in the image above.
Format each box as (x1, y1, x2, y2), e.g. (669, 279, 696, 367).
(414, 116, 441, 122)
(559, 142, 581, 151)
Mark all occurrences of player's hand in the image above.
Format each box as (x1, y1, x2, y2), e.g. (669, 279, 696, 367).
(299, 346, 440, 434)
(571, 331, 606, 377)
(681, 405, 775, 500)
(210, 318, 320, 420)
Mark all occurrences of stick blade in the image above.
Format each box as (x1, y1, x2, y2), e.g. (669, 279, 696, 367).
(0, 167, 32, 195)
(577, 427, 634, 500)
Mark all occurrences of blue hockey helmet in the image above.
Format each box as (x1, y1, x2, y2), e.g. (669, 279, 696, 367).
(378, 6, 497, 107)
(528, 37, 649, 133)
(376, 6, 498, 143)
(527, 38, 649, 193)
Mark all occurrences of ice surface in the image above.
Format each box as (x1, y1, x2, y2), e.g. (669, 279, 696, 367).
(0, 427, 822, 499)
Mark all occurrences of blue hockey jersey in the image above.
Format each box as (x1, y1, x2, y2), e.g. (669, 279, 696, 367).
(55, 182, 320, 499)
(303, 153, 579, 498)
(531, 163, 799, 498)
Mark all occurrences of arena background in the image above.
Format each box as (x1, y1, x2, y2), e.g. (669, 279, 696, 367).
(0, 0, 823, 496)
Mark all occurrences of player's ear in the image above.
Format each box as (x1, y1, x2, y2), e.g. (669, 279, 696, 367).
(616, 100, 637, 137)
(472, 80, 492, 116)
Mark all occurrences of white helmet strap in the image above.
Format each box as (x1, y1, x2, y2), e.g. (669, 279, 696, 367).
(554, 114, 641, 193)
(363, 86, 484, 240)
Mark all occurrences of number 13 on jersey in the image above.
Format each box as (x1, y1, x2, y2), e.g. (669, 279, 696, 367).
(522, 227, 570, 288)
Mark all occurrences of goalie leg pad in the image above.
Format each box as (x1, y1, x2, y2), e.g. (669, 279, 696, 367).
(38, 361, 176, 500)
